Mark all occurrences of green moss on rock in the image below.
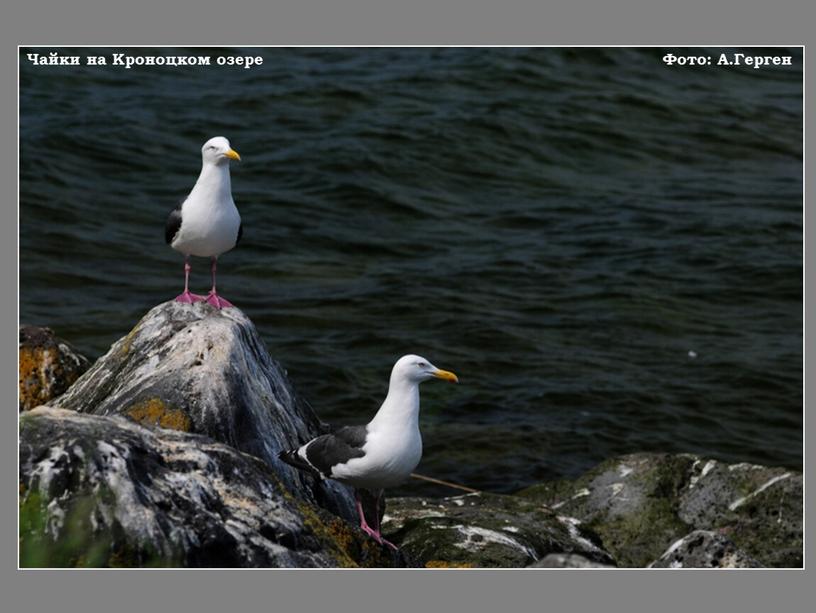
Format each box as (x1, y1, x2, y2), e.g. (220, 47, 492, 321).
(19, 488, 179, 568)
(517, 453, 802, 567)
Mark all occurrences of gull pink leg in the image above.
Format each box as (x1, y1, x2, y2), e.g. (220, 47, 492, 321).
(372, 490, 398, 551)
(175, 256, 205, 303)
(205, 256, 234, 309)
(355, 491, 384, 545)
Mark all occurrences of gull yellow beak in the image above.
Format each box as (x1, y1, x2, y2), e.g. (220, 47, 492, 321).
(433, 369, 459, 383)
(225, 149, 241, 161)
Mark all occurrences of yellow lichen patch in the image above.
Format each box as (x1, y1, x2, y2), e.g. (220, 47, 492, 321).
(19, 346, 65, 410)
(266, 472, 364, 568)
(295, 497, 360, 568)
(324, 517, 357, 555)
(264, 471, 394, 568)
(126, 398, 192, 432)
(425, 560, 475, 569)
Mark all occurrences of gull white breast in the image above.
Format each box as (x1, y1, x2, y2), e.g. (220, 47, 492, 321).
(165, 136, 242, 309)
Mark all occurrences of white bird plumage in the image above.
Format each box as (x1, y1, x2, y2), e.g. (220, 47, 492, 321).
(170, 136, 241, 258)
(279, 354, 459, 549)
(166, 136, 242, 308)
(329, 354, 454, 489)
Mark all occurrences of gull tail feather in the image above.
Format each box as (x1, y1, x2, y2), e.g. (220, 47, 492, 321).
(278, 447, 323, 479)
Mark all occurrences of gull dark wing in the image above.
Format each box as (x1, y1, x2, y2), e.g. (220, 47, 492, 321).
(331, 425, 368, 448)
(305, 425, 368, 476)
(165, 203, 183, 245)
(279, 425, 367, 478)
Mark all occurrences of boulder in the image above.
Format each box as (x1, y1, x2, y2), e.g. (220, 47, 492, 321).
(517, 453, 802, 567)
(19, 407, 402, 568)
(648, 530, 761, 568)
(678, 458, 802, 568)
(380, 492, 615, 568)
(19, 325, 90, 411)
(46, 301, 354, 521)
(517, 453, 693, 567)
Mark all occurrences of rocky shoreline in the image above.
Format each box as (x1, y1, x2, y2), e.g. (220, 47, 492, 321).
(18, 302, 802, 568)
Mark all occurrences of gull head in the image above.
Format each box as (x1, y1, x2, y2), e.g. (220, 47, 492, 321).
(201, 136, 241, 166)
(392, 354, 458, 385)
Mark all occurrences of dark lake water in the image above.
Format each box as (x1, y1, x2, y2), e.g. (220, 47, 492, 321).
(20, 47, 802, 495)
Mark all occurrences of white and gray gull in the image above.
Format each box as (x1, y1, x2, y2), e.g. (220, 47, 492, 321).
(165, 136, 242, 309)
(279, 354, 458, 549)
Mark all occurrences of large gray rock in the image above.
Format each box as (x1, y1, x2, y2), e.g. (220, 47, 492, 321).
(517, 453, 802, 568)
(518, 453, 693, 567)
(19, 407, 401, 568)
(380, 492, 615, 568)
(648, 530, 761, 568)
(678, 458, 802, 568)
(47, 300, 354, 521)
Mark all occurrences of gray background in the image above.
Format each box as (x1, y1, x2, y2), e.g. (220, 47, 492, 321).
(3, 1, 811, 612)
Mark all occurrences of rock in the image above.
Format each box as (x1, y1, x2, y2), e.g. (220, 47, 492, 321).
(648, 530, 761, 568)
(46, 301, 354, 521)
(19, 407, 404, 568)
(528, 553, 615, 568)
(678, 458, 802, 568)
(380, 492, 615, 568)
(19, 325, 90, 411)
(517, 453, 802, 568)
(23, 303, 800, 569)
(518, 453, 693, 567)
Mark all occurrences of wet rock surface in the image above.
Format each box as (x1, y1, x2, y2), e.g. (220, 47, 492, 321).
(19, 407, 403, 568)
(19, 325, 90, 411)
(381, 492, 615, 568)
(46, 300, 354, 521)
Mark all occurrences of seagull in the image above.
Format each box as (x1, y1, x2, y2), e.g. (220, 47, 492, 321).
(165, 136, 242, 309)
(279, 354, 458, 549)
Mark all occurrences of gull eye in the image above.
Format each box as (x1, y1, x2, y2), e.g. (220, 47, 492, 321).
(418, 361, 427, 368)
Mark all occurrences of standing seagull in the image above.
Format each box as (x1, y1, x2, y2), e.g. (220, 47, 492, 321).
(165, 136, 242, 309)
(279, 354, 458, 549)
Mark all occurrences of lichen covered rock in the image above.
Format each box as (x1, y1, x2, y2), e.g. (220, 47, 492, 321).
(517, 453, 802, 567)
(381, 492, 615, 568)
(19, 407, 403, 568)
(19, 325, 90, 411)
(678, 458, 802, 567)
(46, 300, 354, 521)
(518, 453, 693, 567)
